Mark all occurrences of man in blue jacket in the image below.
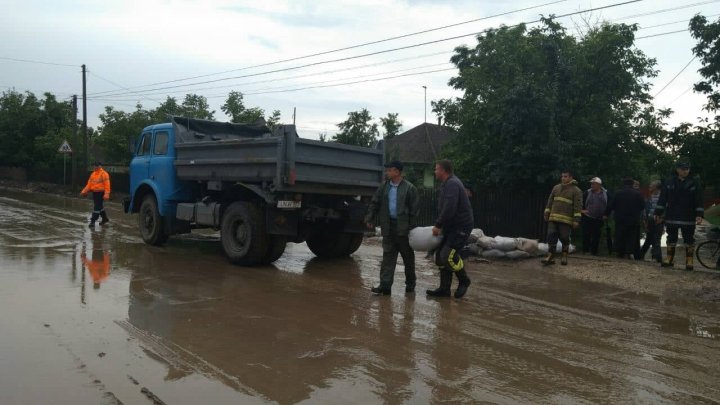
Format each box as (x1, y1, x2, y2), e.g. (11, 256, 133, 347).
(427, 159, 474, 299)
(365, 160, 420, 295)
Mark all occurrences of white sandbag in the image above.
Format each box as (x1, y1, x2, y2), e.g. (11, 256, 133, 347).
(464, 244, 481, 256)
(467, 228, 484, 244)
(409, 226, 443, 251)
(481, 249, 506, 258)
(477, 236, 495, 250)
(493, 236, 519, 252)
(537, 241, 576, 253)
(516, 238, 539, 254)
(505, 250, 531, 259)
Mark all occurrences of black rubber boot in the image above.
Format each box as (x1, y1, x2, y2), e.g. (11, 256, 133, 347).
(89, 213, 99, 228)
(541, 251, 556, 265)
(560, 247, 569, 266)
(99, 210, 109, 225)
(426, 269, 452, 297)
(454, 269, 471, 298)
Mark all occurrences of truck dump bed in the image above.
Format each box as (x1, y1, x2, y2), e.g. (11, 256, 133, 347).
(171, 116, 384, 196)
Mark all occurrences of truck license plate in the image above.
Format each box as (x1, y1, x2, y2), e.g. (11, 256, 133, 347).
(277, 200, 301, 209)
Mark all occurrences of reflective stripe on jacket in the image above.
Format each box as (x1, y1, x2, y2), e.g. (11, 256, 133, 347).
(544, 180, 583, 225)
(81, 168, 111, 197)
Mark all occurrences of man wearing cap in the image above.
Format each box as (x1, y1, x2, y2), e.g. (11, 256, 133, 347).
(581, 177, 608, 256)
(80, 161, 111, 228)
(654, 161, 704, 270)
(365, 160, 419, 296)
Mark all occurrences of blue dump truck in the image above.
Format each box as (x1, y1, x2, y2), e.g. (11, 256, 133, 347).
(124, 116, 384, 266)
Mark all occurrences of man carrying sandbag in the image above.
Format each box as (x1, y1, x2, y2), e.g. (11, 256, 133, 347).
(365, 160, 420, 296)
(427, 159, 474, 299)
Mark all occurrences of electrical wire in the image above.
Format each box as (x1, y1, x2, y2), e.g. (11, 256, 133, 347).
(0, 56, 77, 68)
(87, 0, 569, 93)
(88, 0, 643, 98)
(654, 56, 697, 97)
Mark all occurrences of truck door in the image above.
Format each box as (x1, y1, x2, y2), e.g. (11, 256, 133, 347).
(148, 129, 176, 199)
(130, 131, 152, 191)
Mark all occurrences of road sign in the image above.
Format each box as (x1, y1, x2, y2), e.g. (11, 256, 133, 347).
(58, 140, 73, 154)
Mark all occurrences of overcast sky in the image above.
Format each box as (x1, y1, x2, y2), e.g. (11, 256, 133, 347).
(1, 0, 718, 140)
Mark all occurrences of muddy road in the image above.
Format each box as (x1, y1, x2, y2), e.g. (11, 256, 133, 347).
(1, 189, 719, 404)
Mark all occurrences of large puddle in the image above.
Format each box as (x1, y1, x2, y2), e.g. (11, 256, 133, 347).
(0, 189, 719, 404)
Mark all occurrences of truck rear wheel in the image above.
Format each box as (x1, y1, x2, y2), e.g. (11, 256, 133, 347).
(139, 195, 168, 246)
(221, 202, 272, 266)
(307, 229, 363, 258)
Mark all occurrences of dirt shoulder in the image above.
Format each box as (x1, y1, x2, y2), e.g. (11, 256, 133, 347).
(0, 178, 129, 201)
(467, 254, 720, 303)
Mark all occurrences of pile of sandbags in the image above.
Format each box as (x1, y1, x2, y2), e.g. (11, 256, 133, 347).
(537, 241, 576, 254)
(408, 226, 573, 261)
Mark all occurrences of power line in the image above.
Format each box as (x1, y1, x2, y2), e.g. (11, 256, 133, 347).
(88, 0, 643, 98)
(0, 56, 77, 68)
(87, 71, 162, 103)
(636, 29, 689, 39)
(654, 56, 697, 97)
(666, 86, 695, 106)
(89, 0, 569, 93)
(611, 0, 720, 21)
(87, 51, 452, 99)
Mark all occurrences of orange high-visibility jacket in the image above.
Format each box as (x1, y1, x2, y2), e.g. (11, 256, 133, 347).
(81, 167, 111, 197)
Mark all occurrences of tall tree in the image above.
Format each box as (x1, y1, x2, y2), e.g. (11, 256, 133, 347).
(333, 108, 379, 147)
(379, 112, 402, 139)
(444, 18, 663, 187)
(267, 109, 282, 130)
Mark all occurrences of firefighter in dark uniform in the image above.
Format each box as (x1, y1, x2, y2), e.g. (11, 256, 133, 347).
(654, 160, 704, 270)
(427, 159, 474, 299)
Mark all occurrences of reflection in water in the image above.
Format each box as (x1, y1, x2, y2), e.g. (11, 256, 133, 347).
(123, 251, 425, 404)
(78, 229, 112, 303)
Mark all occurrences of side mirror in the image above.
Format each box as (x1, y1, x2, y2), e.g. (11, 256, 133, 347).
(128, 136, 136, 155)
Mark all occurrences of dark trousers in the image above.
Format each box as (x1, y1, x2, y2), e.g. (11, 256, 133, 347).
(582, 216, 603, 255)
(666, 224, 695, 245)
(90, 192, 109, 223)
(639, 221, 664, 262)
(614, 221, 640, 258)
(547, 221, 572, 249)
(379, 221, 415, 289)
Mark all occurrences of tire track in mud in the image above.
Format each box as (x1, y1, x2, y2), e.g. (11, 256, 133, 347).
(443, 278, 720, 403)
(115, 320, 268, 401)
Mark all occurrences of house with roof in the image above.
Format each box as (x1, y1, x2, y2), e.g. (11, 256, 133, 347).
(384, 122, 455, 188)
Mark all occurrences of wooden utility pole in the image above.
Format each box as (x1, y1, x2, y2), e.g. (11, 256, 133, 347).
(82, 64, 88, 177)
(71, 95, 78, 189)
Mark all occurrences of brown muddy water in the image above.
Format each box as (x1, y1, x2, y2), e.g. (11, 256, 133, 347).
(0, 189, 719, 404)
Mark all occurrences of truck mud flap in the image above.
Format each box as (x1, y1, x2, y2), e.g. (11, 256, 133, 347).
(266, 207, 298, 236)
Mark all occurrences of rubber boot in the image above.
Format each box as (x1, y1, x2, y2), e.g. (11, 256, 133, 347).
(426, 269, 452, 297)
(99, 210, 109, 225)
(89, 212, 99, 228)
(560, 247, 569, 266)
(684, 245, 694, 271)
(661, 244, 675, 268)
(541, 247, 556, 265)
(454, 269, 471, 298)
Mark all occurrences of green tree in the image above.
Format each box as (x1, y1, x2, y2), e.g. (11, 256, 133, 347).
(333, 108, 379, 147)
(379, 112, 402, 138)
(96, 104, 153, 164)
(444, 18, 663, 187)
(267, 109, 281, 130)
(180, 94, 214, 120)
(221, 91, 264, 123)
(430, 98, 461, 127)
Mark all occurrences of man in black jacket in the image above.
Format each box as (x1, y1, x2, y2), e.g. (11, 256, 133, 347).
(654, 161, 704, 270)
(604, 178, 645, 259)
(427, 159, 474, 299)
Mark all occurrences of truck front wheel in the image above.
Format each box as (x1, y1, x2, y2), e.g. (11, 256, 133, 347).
(221, 202, 272, 266)
(139, 195, 168, 246)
